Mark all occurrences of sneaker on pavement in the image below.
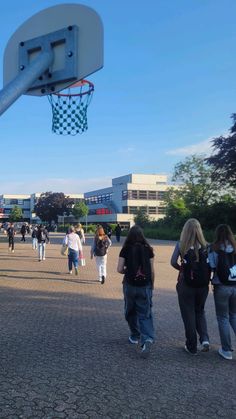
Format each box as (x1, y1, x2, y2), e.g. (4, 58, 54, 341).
(69, 270, 73, 275)
(184, 345, 197, 355)
(141, 341, 152, 358)
(75, 267, 78, 276)
(11, 250, 14, 253)
(101, 275, 105, 284)
(218, 348, 232, 360)
(201, 341, 210, 352)
(129, 336, 139, 345)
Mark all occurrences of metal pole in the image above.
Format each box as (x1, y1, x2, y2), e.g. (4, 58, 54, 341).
(0, 50, 54, 116)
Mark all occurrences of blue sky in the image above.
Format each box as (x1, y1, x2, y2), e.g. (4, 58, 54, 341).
(1, 0, 236, 194)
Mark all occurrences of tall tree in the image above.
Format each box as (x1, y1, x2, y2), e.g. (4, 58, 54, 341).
(9, 206, 23, 222)
(72, 201, 89, 220)
(34, 192, 74, 223)
(206, 114, 236, 187)
(172, 155, 218, 209)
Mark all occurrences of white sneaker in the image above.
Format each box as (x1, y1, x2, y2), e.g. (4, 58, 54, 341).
(201, 341, 210, 352)
(218, 348, 232, 360)
(141, 341, 152, 358)
(69, 271, 72, 275)
(129, 336, 139, 344)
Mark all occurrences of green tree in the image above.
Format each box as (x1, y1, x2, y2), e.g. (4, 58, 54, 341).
(9, 206, 23, 222)
(34, 192, 74, 223)
(72, 201, 89, 220)
(134, 208, 150, 228)
(172, 155, 219, 209)
(206, 114, 236, 188)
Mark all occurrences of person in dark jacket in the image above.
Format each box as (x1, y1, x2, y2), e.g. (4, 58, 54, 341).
(7, 223, 15, 253)
(115, 223, 122, 242)
(36, 224, 49, 261)
(20, 224, 26, 241)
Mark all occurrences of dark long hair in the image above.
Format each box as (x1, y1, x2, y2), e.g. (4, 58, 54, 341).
(124, 225, 151, 248)
(122, 225, 153, 274)
(212, 224, 236, 252)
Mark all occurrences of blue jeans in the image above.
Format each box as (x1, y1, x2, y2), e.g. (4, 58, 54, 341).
(176, 280, 209, 352)
(38, 242, 46, 260)
(123, 282, 154, 346)
(68, 248, 79, 271)
(214, 285, 236, 352)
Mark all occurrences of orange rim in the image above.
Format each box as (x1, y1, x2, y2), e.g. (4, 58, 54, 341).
(53, 79, 94, 97)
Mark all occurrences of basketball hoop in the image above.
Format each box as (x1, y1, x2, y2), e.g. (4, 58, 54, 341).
(47, 79, 94, 135)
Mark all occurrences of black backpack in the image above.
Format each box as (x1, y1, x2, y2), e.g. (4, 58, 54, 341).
(95, 238, 108, 256)
(182, 247, 210, 288)
(125, 244, 152, 287)
(216, 250, 236, 285)
(7, 227, 14, 238)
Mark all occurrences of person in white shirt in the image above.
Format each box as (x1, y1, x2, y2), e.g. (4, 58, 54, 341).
(63, 226, 82, 275)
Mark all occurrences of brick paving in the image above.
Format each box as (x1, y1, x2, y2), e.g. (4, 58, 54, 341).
(0, 232, 235, 418)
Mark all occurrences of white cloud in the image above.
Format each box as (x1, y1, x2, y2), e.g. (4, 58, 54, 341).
(0, 176, 112, 195)
(166, 138, 213, 156)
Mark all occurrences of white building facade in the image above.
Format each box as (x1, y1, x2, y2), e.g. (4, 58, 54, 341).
(83, 173, 170, 226)
(0, 174, 172, 226)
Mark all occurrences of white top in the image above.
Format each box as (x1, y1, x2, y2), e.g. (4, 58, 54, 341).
(63, 232, 82, 252)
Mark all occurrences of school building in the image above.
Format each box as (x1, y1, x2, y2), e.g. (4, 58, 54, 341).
(0, 174, 172, 227)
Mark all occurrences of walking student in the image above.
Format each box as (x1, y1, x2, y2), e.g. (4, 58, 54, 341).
(208, 224, 236, 360)
(75, 223, 85, 244)
(7, 223, 15, 253)
(32, 225, 38, 250)
(20, 223, 26, 241)
(37, 224, 49, 261)
(117, 225, 155, 358)
(115, 223, 122, 243)
(63, 226, 82, 275)
(171, 218, 210, 355)
(90, 226, 111, 284)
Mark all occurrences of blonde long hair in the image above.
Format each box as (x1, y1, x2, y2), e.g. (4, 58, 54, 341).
(179, 218, 207, 259)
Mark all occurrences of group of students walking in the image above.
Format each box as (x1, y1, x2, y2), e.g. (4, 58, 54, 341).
(171, 219, 236, 361)
(5, 219, 236, 360)
(62, 220, 236, 359)
(118, 220, 236, 360)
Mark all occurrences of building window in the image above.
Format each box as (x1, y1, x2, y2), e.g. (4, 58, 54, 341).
(138, 190, 148, 199)
(131, 190, 138, 199)
(148, 191, 157, 200)
(157, 191, 166, 200)
(96, 208, 112, 215)
(122, 190, 128, 200)
(158, 207, 166, 214)
(129, 206, 138, 214)
(148, 206, 157, 214)
(122, 206, 128, 213)
(10, 199, 18, 205)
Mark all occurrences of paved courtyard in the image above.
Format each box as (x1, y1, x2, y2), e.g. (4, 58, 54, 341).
(0, 232, 235, 418)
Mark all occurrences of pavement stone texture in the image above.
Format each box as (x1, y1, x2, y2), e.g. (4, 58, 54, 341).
(0, 233, 235, 419)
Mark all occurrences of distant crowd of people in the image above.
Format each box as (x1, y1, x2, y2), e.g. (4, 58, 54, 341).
(1, 219, 235, 360)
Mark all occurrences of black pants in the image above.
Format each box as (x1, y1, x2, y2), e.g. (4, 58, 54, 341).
(176, 279, 209, 352)
(8, 236, 14, 250)
(21, 234, 25, 241)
